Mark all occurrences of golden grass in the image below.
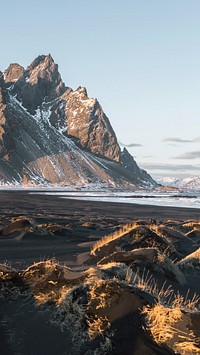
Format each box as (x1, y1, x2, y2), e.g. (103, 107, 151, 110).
(123, 265, 199, 314)
(54, 279, 115, 353)
(90, 223, 138, 255)
(123, 267, 173, 304)
(174, 341, 200, 354)
(85, 265, 200, 353)
(87, 315, 110, 340)
(130, 269, 159, 295)
(1, 254, 200, 354)
(172, 291, 200, 311)
(143, 302, 182, 343)
(54, 284, 88, 349)
(22, 259, 73, 304)
(143, 293, 200, 354)
(88, 262, 172, 304)
(149, 223, 163, 234)
(182, 221, 200, 228)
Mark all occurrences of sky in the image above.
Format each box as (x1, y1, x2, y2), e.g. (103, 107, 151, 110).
(1, 0, 200, 179)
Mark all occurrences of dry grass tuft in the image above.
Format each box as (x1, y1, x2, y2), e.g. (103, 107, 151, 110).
(143, 293, 200, 354)
(182, 221, 200, 228)
(87, 315, 110, 340)
(54, 279, 116, 353)
(123, 267, 173, 304)
(90, 223, 137, 255)
(174, 341, 200, 354)
(53, 284, 89, 350)
(22, 259, 82, 304)
(143, 302, 182, 343)
(172, 291, 200, 311)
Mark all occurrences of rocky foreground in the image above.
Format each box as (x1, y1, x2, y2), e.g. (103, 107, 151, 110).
(0, 192, 200, 354)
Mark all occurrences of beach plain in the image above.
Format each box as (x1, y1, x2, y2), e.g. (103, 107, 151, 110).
(1, 190, 200, 354)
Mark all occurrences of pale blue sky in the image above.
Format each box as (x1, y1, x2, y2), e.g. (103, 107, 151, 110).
(1, 0, 200, 178)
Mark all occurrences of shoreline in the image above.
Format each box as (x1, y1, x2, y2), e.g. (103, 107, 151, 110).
(0, 189, 200, 220)
(0, 189, 200, 269)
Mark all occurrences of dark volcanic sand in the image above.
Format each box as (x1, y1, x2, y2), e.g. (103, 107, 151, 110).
(0, 189, 200, 268)
(1, 190, 200, 355)
(1, 190, 200, 221)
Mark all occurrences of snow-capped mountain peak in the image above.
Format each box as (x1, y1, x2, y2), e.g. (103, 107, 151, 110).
(0, 54, 157, 188)
(157, 176, 200, 191)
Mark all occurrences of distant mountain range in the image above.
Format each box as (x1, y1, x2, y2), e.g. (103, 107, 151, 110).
(0, 54, 157, 188)
(157, 176, 200, 191)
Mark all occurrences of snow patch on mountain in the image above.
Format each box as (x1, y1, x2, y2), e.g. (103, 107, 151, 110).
(0, 54, 158, 188)
(157, 176, 200, 191)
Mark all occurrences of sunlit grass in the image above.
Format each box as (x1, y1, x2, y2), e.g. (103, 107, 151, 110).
(143, 298, 200, 354)
(90, 222, 139, 256)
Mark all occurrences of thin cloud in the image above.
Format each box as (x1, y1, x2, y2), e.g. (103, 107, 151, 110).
(175, 151, 200, 160)
(163, 137, 193, 143)
(168, 144, 178, 147)
(118, 140, 143, 147)
(163, 137, 200, 143)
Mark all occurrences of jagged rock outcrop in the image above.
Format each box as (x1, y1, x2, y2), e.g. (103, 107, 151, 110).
(3, 63, 24, 84)
(0, 81, 7, 159)
(0, 54, 157, 188)
(63, 86, 121, 162)
(13, 54, 65, 114)
(121, 148, 156, 185)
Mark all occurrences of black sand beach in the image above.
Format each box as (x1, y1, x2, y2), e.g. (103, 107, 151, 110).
(0, 189, 200, 267)
(1, 190, 200, 354)
(0, 190, 200, 267)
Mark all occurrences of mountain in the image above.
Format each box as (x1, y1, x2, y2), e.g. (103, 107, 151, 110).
(0, 54, 157, 188)
(157, 176, 200, 191)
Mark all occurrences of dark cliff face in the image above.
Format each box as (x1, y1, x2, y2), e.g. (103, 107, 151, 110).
(13, 54, 65, 114)
(0, 84, 6, 158)
(63, 86, 121, 162)
(0, 54, 157, 188)
(120, 148, 156, 186)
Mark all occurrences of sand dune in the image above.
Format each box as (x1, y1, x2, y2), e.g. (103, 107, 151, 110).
(0, 191, 200, 354)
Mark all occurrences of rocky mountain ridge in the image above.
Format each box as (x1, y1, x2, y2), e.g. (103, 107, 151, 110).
(0, 54, 157, 188)
(157, 176, 200, 191)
